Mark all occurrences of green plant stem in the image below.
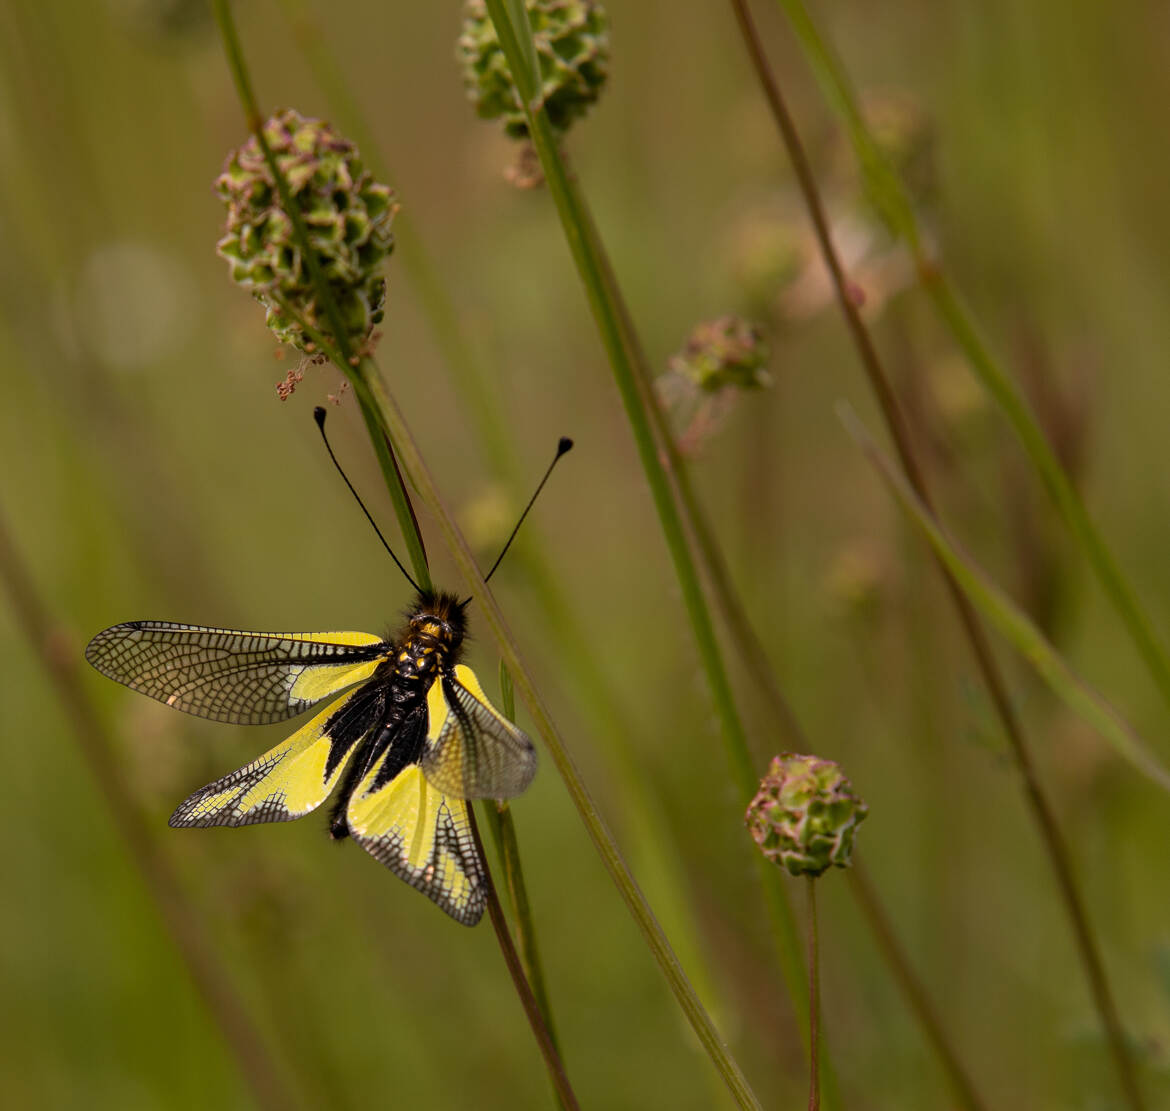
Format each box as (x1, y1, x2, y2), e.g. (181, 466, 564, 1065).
(483, 7, 826, 1097)
(466, 804, 578, 1111)
(272, 0, 517, 475)
(924, 275, 1170, 712)
(485, 662, 561, 1060)
(726, 5, 1146, 1105)
(353, 364, 763, 1110)
(590, 229, 810, 759)
(772, 0, 1170, 723)
(212, 5, 582, 1100)
(806, 878, 820, 1111)
(274, 0, 731, 1061)
(212, 0, 430, 592)
(845, 412, 1150, 1107)
(479, 801, 561, 1058)
(848, 861, 987, 1111)
(844, 404, 1170, 792)
(481, 0, 756, 794)
(0, 509, 296, 1111)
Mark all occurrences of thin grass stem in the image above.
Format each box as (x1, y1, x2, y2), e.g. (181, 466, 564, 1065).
(475, 10, 822, 1080)
(480, 0, 757, 795)
(843, 403, 1170, 793)
(806, 877, 820, 1111)
(354, 363, 763, 1110)
(466, 804, 578, 1111)
(0, 509, 297, 1111)
(848, 860, 988, 1111)
(726, 5, 1147, 1105)
(771, 0, 1170, 725)
(486, 661, 562, 1058)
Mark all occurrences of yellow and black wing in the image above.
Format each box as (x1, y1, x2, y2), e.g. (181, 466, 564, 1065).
(346, 747, 485, 925)
(169, 680, 388, 827)
(343, 666, 536, 925)
(418, 664, 537, 800)
(85, 621, 388, 724)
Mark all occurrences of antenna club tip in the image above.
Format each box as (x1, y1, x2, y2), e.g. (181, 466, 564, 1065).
(313, 406, 327, 428)
(557, 436, 573, 455)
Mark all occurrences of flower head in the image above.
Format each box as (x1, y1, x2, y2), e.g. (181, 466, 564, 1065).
(215, 109, 396, 356)
(458, 0, 610, 139)
(746, 754, 868, 877)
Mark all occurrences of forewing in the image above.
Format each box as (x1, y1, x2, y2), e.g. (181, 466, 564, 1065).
(169, 681, 386, 827)
(86, 621, 387, 724)
(346, 752, 484, 925)
(418, 664, 537, 800)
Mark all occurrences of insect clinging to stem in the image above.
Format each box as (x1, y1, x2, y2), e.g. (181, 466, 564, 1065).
(86, 408, 572, 925)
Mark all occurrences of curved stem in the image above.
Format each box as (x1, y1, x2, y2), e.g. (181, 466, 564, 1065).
(726, 4, 1145, 1107)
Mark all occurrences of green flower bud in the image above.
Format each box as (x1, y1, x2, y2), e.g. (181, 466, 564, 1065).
(669, 315, 771, 393)
(746, 754, 868, 877)
(458, 0, 611, 139)
(215, 109, 396, 356)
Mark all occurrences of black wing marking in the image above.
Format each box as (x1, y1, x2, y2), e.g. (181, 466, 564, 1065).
(85, 621, 388, 724)
(169, 681, 388, 827)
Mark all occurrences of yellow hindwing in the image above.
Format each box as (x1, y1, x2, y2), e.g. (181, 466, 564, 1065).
(346, 750, 484, 926)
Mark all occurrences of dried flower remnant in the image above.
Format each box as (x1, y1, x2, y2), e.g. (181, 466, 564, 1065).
(746, 754, 868, 878)
(658, 315, 770, 456)
(671, 315, 771, 393)
(215, 109, 397, 357)
(458, 0, 611, 139)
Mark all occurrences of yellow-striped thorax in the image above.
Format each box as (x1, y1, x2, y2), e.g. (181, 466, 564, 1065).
(390, 590, 468, 686)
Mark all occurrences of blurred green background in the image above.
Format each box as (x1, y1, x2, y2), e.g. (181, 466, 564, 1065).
(3, 0, 1170, 1107)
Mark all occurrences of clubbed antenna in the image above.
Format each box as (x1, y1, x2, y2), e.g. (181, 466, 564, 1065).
(479, 437, 574, 591)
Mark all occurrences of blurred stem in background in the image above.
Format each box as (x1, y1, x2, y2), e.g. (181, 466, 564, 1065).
(272, 0, 731, 1059)
(769, 0, 1170, 725)
(0, 0, 236, 613)
(0, 509, 297, 1111)
(727, 2, 1147, 1107)
(843, 405, 1170, 793)
(211, 2, 576, 1104)
(476, 6, 820, 1093)
(847, 863, 987, 1111)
